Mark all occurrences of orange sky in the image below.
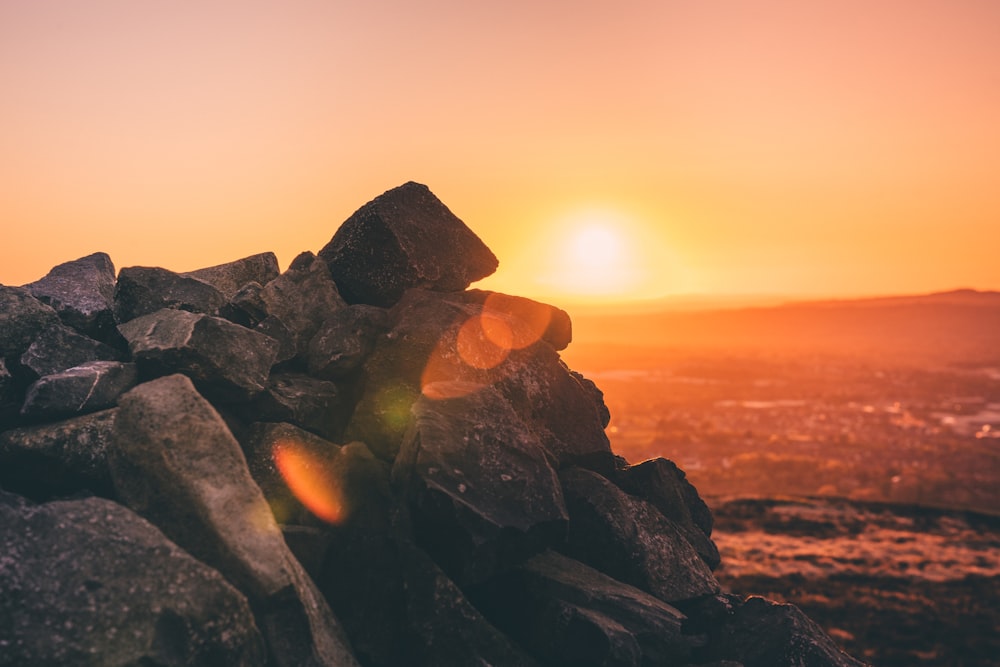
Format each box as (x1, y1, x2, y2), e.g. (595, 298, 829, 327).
(2, 1, 999, 303)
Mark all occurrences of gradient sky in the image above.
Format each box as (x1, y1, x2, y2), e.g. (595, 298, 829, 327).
(2, 0, 999, 303)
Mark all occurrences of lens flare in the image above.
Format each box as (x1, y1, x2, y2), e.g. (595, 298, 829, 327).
(482, 293, 552, 350)
(273, 441, 344, 524)
(457, 313, 512, 370)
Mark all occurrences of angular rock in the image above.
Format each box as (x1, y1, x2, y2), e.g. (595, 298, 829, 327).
(695, 596, 866, 667)
(109, 375, 359, 667)
(306, 304, 390, 380)
(20, 361, 137, 420)
(393, 387, 568, 584)
(182, 252, 280, 300)
(0, 357, 20, 428)
(559, 467, 720, 603)
(0, 491, 266, 666)
(23, 252, 117, 341)
(470, 550, 700, 667)
(0, 408, 117, 500)
(222, 281, 269, 327)
(244, 372, 350, 442)
(118, 308, 279, 401)
(114, 265, 227, 323)
(0, 286, 62, 362)
(19, 323, 122, 380)
(318, 181, 498, 307)
(615, 457, 721, 570)
(465, 289, 573, 351)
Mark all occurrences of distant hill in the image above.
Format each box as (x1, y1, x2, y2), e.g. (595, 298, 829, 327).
(565, 289, 1000, 367)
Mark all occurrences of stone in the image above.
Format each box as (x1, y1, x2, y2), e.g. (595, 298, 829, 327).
(20, 361, 137, 420)
(0, 286, 62, 362)
(469, 550, 700, 667)
(19, 323, 122, 380)
(0, 491, 266, 666)
(615, 457, 721, 570)
(23, 252, 117, 341)
(695, 596, 866, 667)
(558, 467, 720, 604)
(221, 281, 269, 327)
(0, 357, 20, 428)
(0, 409, 117, 500)
(113, 266, 227, 323)
(465, 289, 573, 351)
(118, 308, 279, 401)
(182, 252, 280, 300)
(393, 386, 568, 585)
(244, 373, 350, 442)
(318, 181, 498, 307)
(109, 375, 359, 667)
(306, 304, 390, 380)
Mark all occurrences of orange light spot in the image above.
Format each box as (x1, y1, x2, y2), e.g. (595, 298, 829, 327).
(483, 293, 552, 349)
(273, 441, 344, 524)
(457, 313, 512, 370)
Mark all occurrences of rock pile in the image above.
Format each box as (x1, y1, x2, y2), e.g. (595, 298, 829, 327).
(0, 181, 866, 666)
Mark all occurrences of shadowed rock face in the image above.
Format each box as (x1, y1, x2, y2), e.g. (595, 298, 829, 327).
(23, 252, 117, 341)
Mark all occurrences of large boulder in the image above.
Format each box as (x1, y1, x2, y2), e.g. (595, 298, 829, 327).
(0, 408, 118, 500)
(23, 252, 117, 341)
(306, 304, 390, 380)
(19, 323, 122, 380)
(0, 286, 62, 363)
(558, 467, 720, 604)
(393, 386, 568, 584)
(0, 491, 265, 666)
(182, 252, 280, 300)
(318, 181, 498, 307)
(118, 308, 279, 401)
(114, 266, 227, 323)
(20, 361, 137, 421)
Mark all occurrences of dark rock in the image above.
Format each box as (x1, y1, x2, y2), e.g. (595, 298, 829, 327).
(696, 596, 866, 667)
(615, 458, 721, 570)
(393, 386, 568, 585)
(0, 491, 266, 666)
(114, 266, 227, 323)
(470, 550, 700, 667)
(0, 358, 20, 428)
(244, 373, 350, 442)
(118, 308, 279, 401)
(109, 375, 359, 667)
(23, 252, 117, 341)
(570, 369, 612, 428)
(182, 252, 280, 300)
(0, 286, 62, 362)
(0, 408, 117, 500)
(318, 181, 498, 307)
(559, 467, 720, 603)
(306, 304, 390, 379)
(19, 323, 122, 380)
(20, 361, 137, 420)
(465, 289, 573, 351)
(221, 281, 269, 327)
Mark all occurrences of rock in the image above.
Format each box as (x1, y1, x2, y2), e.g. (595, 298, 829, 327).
(109, 375, 359, 667)
(318, 181, 498, 307)
(615, 457, 721, 570)
(221, 281, 269, 327)
(118, 308, 279, 401)
(182, 252, 280, 300)
(23, 252, 117, 341)
(465, 289, 573, 351)
(19, 324, 122, 380)
(570, 369, 612, 428)
(0, 358, 20, 428)
(0, 286, 62, 363)
(559, 467, 720, 604)
(113, 266, 227, 323)
(306, 304, 390, 380)
(20, 361, 137, 420)
(0, 491, 266, 666)
(393, 386, 568, 585)
(469, 550, 701, 667)
(245, 373, 351, 442)
(695, 596, 867, 667)
(0, 409, 117, 500)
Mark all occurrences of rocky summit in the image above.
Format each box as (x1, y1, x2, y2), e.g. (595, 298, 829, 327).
(0, 182, 866, 667)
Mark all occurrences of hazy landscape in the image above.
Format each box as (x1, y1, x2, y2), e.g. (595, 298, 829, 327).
(562, 290, 1000, 667)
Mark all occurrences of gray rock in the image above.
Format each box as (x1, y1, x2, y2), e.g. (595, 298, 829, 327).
(470, 550, 700, 667)
(393, 387, 568, 585)
(109, 374, 359, 667)
(465, 289, 573, 351)
(318, 181, 498, 307)
(559, 467, 720, 604)
(0, 408, 117, 500)
(114, 266, 227, 323)
(0, 286, 62, 362)
(306, 304, 390, 380)
(118, 308, 279, 401)
(0, 358, 19, 428)
(19, 323, 122, 379)
(246, 372, 350, 442)
(20, 361, 137, 420)
(182, 252, 280, 300)
(615, 457, 720, 570)
(23, 252, 117, 340)
(222, 281, 269, 327)
(0, 491, 266, 666)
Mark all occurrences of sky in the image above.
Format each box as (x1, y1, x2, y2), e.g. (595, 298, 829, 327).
(2, 0, 999, 304)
